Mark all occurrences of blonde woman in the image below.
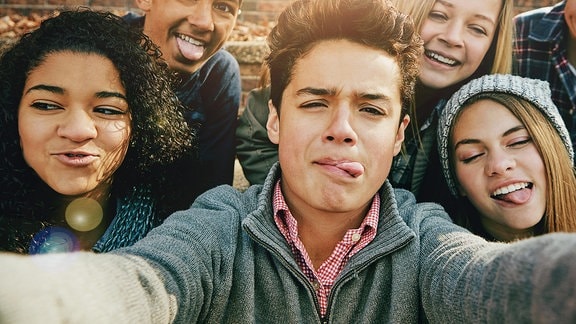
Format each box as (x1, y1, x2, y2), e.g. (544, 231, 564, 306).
(388, 0, 515, 208)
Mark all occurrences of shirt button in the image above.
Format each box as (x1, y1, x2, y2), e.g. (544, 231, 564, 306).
(312, 281, 320, 291)
(351, 233, 361, 242)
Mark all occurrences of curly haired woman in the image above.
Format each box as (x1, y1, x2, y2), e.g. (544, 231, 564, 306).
(0, 9, 194, 253)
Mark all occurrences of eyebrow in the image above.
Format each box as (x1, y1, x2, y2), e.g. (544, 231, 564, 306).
(296, 87, 335, 97)
(25, 84, 128, 101)
(25, 84, 64, 95)
(296, 87, 393, 102)
(436, 0, 497, 25)
(454, 125, 526, 150)
(95, 91, 128, 101)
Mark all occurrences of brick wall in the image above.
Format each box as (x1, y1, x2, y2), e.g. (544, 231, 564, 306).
(240, 0, 560, 22)
(238, 0, 291, 23)
(0, 0, 136, 16)
(0, 0, 561, 21)
(239, 0, 562, 22)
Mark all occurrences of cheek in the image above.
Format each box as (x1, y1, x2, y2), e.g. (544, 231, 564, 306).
(18, 120, 47, 161)
(467, 41, 492, 69)
(418, 21, 435, 43)
(454, 164, 478, 195)
(525, 149, 546, 181)
(101, 123, 131, 162)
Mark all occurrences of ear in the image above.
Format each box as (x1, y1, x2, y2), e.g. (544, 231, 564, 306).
(266, 100, 280, 144)
(393, 114, 410, 156)
(135, 0, 152, 12)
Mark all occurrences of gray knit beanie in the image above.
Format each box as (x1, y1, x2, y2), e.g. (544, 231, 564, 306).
(437, 74, 574, 196)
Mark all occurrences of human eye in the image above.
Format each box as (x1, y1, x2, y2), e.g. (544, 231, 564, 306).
(508, 136, 532, 148)
(455, 147, 484, 164)
(460, 152, 484, 164)
(359, 105, 385, 116)
(213, 2, 237, 15)
(469, 24, 488, 36)
(428, 11, 448, 22)
(30, 101, 62, 111)
(94, 106, 128, 116)
(298, 99, 327, 109)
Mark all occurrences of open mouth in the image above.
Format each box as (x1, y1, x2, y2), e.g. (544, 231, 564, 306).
(425, 50, 459, 66)
(175, 33, 205, 61)
(491, 182, 533, 201)
(176, 33, 204, 47)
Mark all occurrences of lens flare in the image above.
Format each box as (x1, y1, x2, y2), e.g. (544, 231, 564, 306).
(29, 227, 79, 254)
(65, 197, 103, 232)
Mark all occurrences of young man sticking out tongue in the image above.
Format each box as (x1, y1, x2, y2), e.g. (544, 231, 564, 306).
(124, 0, 243, 205)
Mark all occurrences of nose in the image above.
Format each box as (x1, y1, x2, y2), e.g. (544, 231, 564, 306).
(323, 106, 357, 145)
(485, 149, 516, 177)
(186, 1, 215, 32)
(439, 22, 464, 47)
(57, 109, 97, 142)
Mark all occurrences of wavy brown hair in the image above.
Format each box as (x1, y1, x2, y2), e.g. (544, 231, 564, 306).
(265, 0, 423, 119)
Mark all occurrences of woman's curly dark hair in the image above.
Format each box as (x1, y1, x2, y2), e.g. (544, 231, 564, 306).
(0, 9, 195, 251)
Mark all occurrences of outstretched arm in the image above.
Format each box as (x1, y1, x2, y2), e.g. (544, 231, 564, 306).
(0, 252, 175, 323)
(420, 215, 576, 323)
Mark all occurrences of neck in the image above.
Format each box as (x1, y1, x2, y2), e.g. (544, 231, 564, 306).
(481, 218, 536, 242)
(290, 202, 370, 270)
(50, 182, 115, 251)
(413, 83, 445, 127)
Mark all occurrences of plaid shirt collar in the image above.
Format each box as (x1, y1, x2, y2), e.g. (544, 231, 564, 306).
(525, 1, 565, 42)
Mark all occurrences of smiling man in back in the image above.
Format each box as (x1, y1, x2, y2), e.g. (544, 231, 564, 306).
(124, 0, 242, 204)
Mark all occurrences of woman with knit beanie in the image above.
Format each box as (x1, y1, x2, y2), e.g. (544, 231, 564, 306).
(438, 74, 576, 241)
(0, 10, 194, 253)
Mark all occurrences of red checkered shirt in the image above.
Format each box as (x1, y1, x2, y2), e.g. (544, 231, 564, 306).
(272, 181, 379, 317)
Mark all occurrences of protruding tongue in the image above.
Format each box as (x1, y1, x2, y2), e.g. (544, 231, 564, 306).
(335, 162, 364, 178)
(497, 188, 531, 204)
(176, 37, 204, 61)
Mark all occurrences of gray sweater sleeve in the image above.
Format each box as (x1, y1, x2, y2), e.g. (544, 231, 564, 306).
(0, 252, 176, 323)
(419, 211, 576, 323)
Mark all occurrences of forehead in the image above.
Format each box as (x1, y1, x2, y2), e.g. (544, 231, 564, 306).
(288, 40, 402, 104)
(455, 99, 518, 132)
(24, 52, 124, 92)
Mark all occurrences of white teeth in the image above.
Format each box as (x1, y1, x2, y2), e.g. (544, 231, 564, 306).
(426, 50, 457, 66)
(178, 34, 203, 46)
(492, 182, 529, 196)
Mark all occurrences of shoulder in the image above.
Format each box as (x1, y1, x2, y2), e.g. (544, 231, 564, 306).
(145, 185, 262, 249)
(514, 4, 558, 24)
(189, 184, 262, 219)
(202, 49, 240, 73)
(194, 50, 241, 92)
(244, 87, 271, 121)
(393, 187, 454, 227)
(121, 12, 144, 28)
